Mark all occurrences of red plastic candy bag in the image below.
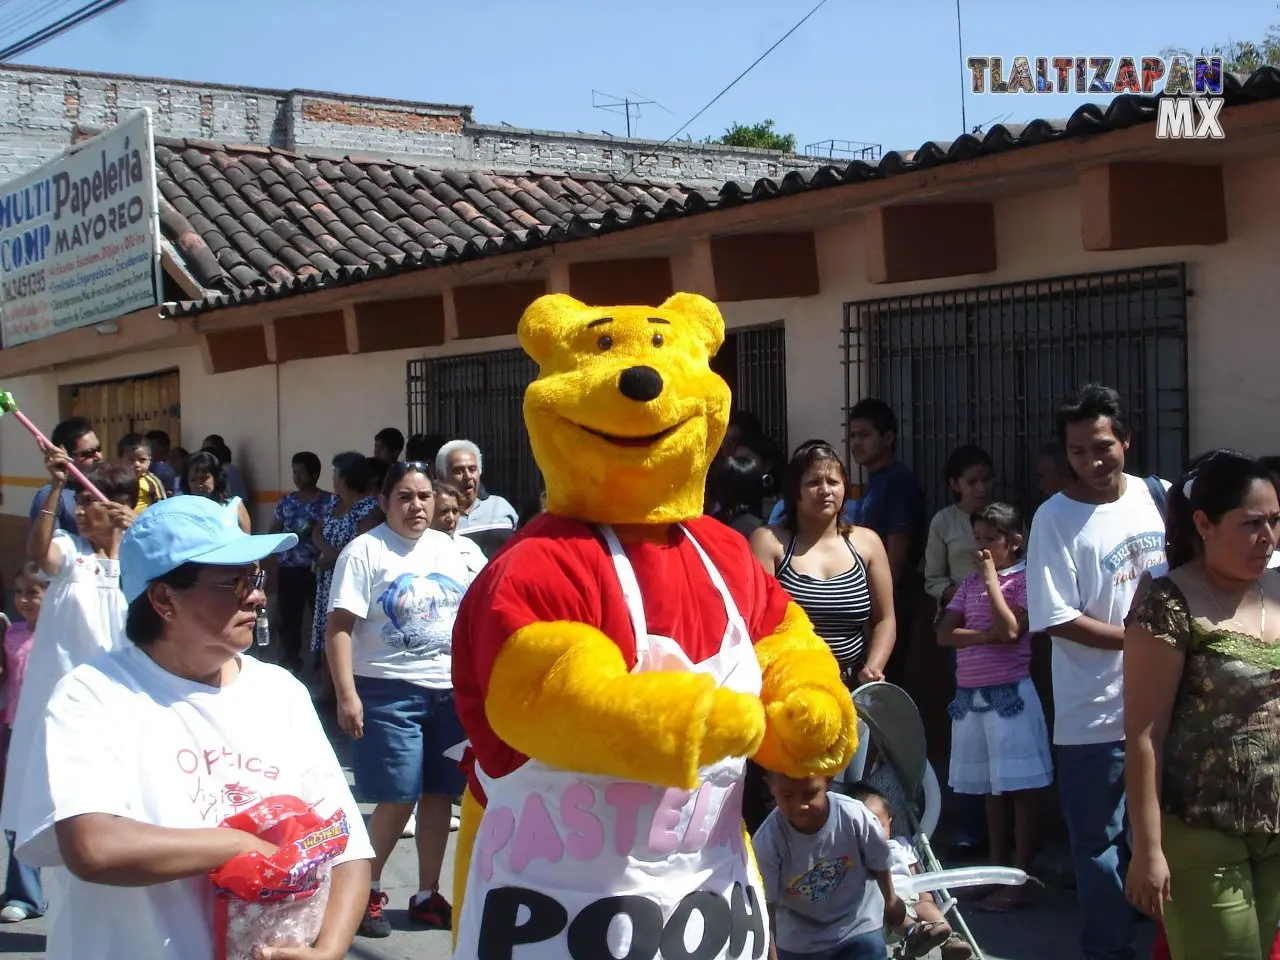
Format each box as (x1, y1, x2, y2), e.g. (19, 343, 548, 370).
(210, 796, 350, 960)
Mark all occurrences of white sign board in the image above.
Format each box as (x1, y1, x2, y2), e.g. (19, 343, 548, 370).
(0, 109, 162, 348)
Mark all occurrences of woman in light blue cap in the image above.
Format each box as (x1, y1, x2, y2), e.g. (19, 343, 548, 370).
(9, 495, 374, 960)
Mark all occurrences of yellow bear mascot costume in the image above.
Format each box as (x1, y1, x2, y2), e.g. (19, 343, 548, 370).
(449, 292, 856, 960)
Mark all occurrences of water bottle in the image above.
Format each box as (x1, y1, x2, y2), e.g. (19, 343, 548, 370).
(254, 606, 271, 648)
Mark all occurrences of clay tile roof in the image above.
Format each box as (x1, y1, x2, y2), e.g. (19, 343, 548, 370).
(160, 66, 1280, 316)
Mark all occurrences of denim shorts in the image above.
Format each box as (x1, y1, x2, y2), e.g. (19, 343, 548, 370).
(350, 676, 466, 803)
(777, 930, 888, 960)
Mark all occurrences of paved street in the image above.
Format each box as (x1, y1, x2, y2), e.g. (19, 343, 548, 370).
(0, 661, 1156, 959)
(0, 814, 1157, 960)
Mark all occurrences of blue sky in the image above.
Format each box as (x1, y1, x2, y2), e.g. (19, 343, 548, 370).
(10, 0, 1277, 154)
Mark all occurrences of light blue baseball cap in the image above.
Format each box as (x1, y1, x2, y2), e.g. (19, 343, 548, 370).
(119, 495, 298, 603)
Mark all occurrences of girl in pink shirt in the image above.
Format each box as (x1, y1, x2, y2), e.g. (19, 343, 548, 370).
(1, 562, 44, 922)
(937, 503, 1052, 912)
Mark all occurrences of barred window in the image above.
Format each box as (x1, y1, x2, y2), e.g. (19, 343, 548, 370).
(843, 264, 1190, 515)
(406, 348, 541, 509)
(714, 321, 788, 455)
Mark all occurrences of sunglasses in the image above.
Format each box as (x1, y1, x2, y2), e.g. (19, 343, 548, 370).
(73, 446, 102, 460)
(203, 569, 268, 602)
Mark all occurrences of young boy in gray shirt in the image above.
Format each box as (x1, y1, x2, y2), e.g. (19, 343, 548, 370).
(753, 771, 905, 960)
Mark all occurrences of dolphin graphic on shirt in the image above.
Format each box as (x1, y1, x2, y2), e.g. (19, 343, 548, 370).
(377, 572, 466, 655)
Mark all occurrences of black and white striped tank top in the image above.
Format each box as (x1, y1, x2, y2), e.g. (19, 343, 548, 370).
(776, 535, 872, 671)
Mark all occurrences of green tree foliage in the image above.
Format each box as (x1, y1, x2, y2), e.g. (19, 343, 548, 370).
(1164, 19, 1280, 72)
(705, 119, 797, 153)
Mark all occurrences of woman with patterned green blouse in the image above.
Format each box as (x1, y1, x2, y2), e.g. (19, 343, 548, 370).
(1124, 450, 1280, 960)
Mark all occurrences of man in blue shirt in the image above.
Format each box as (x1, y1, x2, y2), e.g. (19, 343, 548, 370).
(28, 418, 103, 536)
(846, 399, 926, 685)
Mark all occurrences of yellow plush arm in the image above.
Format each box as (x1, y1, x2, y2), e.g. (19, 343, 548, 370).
(752, 601, 858, 777)
(486, 621, 766, 790)
(452, 785, 484, 951)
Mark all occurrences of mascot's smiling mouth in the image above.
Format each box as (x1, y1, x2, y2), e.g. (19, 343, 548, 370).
(572, 420, 690, 448)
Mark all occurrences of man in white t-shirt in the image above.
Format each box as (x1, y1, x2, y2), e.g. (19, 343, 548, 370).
(1026, 384, 1168, 960)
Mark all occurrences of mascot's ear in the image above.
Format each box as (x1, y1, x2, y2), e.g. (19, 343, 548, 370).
(659, 292, 725, 357)
(519, 294, 589, 366)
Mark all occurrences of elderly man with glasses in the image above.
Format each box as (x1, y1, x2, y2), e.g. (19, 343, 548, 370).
(27, 418, 103, 537)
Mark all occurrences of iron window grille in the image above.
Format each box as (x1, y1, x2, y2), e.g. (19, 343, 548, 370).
(714, 321, 789, 456)
(842, 263, 1190, 517)
(406, 348, 542, 510)
(406, 323, 791, 516)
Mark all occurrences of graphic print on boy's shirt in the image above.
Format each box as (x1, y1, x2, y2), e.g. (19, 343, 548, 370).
(787, 855, 852, 903)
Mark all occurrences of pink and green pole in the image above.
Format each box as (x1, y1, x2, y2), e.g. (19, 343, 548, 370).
(0, 390, 108, 504)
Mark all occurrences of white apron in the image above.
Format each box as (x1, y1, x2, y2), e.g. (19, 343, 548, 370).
(453, 524, 770, 960)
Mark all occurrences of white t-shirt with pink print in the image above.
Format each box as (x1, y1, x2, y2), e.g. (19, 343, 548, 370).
(14, 647, 373, 960)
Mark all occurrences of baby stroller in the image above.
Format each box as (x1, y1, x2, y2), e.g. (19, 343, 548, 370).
(835, 682, 1024, 960)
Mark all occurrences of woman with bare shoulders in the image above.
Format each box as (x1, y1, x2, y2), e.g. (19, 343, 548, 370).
(751, 439, 897, 687)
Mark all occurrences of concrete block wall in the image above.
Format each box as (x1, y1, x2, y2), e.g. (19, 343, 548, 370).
(0, 64, 827, 186)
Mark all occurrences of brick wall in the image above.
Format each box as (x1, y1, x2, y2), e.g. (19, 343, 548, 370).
(0, 64, 825, 185)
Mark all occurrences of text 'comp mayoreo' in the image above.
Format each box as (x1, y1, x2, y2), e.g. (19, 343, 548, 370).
(0, 109, 162, 349)
(0, 136, 149, 272)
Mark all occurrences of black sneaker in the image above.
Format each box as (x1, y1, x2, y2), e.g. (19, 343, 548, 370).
(359, 890, 391, 938)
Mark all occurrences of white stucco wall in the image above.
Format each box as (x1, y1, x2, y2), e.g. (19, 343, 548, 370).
(719, 151, 1280, 459)
(2, 152, 1277, 529)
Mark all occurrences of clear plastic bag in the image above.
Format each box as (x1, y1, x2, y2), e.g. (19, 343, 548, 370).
(217, 871, 329, 960)
(210, 796, 350, 960)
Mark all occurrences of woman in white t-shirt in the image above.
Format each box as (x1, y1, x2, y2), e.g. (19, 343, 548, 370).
(326, 462, 470, 939)
(11, 494, 374, 960)
(0, 456, 137, 846)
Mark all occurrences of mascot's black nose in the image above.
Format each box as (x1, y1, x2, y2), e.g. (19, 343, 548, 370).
(618, 365, 664, 403)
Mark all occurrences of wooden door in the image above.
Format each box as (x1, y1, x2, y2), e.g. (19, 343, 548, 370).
(65, 371, 181, 459)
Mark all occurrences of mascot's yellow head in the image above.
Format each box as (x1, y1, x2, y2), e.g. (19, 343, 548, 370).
(519, 292, 731, 525)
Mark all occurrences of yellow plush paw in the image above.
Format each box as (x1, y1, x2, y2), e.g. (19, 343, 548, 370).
(764, 686, 854, 774)
(697, 687, 766, 768)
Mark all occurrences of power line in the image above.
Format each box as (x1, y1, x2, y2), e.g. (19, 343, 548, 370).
(0, 0, 78, 43)
(628, 0, 830, 174)
(0, 0, 131, 63)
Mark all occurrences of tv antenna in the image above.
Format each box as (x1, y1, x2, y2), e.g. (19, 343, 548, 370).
(971, 110, 1013, 135)
(591, 89, 674, 138)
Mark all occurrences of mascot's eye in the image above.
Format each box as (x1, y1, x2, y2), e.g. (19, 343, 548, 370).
(597, 335, 613, 350)
(651, 333, 664, 347)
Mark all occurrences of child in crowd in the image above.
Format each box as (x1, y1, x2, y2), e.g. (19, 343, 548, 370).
(850, 783, 972, 960)
(753, 771, 904, 960)
(924, 445, 994, 860)
(1, 563, 44, 922)
(925, 445, 995, 614)
(937, 502, 1051, 912)
(117, 433, 166, 513)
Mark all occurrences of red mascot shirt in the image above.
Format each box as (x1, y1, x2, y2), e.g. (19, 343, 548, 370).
(451, 514, 791, 802)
